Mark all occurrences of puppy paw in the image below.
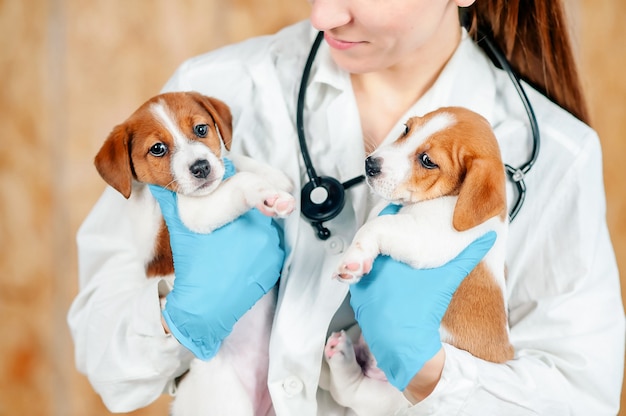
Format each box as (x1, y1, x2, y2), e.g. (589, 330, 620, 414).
(333, 248, 374, 283)
(256, 192, 295, 217)
(324, 331, 355, 364)
(271, 192, 296, 217)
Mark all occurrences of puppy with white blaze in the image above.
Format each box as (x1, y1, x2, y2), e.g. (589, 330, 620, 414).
(94, 91, 295, 416)
(326, 106, 514, 416)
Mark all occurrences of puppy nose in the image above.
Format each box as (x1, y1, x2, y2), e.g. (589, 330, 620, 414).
(190, 159, 211, 179)
(365, 156, 382, 177)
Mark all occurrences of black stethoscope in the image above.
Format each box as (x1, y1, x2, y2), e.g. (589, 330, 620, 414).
(298, 31, 540, 240)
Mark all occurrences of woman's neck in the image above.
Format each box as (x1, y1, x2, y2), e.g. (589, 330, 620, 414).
(352, 25, 462, 154)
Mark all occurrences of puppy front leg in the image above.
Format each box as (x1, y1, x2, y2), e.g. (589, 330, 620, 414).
(178, 172, 294, 234)
(334, 212, 464, 282)
(336, 205, 497, 282)
(230, 171, 295, 218)
(229, 154, 295, 216)
(334, 215, 404, 283)
(229, 153, 294, 193)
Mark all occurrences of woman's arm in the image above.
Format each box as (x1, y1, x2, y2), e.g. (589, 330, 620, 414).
(399, 130, 625, 415)
(67, 187, 192, 412)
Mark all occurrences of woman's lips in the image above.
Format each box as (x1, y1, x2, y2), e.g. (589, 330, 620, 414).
(324, 33, 362, 50)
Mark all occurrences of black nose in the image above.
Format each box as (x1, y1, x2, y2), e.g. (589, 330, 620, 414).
(365, 156, 382, 177)
(190, 159, 211, 179)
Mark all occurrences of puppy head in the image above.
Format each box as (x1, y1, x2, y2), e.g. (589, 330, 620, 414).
(366, 107, 507, 231)
(94, 91, 233, 198)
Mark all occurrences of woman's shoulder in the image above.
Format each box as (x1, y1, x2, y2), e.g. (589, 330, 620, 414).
(523, 86, 603, 187)
(491, 66, 602, 195)
(527, 86, 598, 146)
(500, 70, 600, 156)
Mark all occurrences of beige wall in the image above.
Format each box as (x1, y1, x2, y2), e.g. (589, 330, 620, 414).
(0, 1, 624, 414)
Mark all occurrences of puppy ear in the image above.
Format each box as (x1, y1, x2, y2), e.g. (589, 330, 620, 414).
(452, 157, 506, 231)
(94, 124, 134, 199)
(192, 93, 233, 151)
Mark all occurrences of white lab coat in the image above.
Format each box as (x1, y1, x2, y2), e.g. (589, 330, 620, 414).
(68, 21, 625, 415)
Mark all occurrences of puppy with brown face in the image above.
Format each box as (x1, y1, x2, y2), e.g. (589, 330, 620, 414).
(325, 107, 513, 415)
(95, 91, 295, 275)
(96, 92, 233, 199)
(94, 91, 294, 416)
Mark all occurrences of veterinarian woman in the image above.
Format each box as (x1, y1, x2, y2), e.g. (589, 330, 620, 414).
(68, 0, 625, 414)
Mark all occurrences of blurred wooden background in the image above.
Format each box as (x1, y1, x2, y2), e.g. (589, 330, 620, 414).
(0, 0, 624, 415)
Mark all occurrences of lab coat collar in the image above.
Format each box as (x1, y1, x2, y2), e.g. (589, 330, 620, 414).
(416, 28, 497, 125)
(306, 29, 350, 94)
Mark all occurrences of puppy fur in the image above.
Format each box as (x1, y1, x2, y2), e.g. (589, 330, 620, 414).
(325, 107, 513, 415)
(94, 91, 294, 416)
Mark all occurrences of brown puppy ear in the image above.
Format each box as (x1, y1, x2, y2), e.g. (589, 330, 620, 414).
(452, 157, 507, 231)
(94, 124, 134, 198)
(191, 92, 233, 150)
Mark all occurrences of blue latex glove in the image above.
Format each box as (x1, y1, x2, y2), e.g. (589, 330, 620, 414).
(349, 204, 496, 390)
(149, 159, 285, 360)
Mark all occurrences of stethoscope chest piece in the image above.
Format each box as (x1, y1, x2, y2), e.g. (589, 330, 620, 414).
(300, 176, 346, 240)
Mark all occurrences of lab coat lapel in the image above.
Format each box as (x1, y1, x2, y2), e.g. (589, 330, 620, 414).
(248, 40, 352, 333)
(247, 56, 302, 268)
(418, 30, 497, 125)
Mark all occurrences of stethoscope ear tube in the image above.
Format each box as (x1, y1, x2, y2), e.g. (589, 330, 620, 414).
(297, 31, 325, 186)
(297, 31, 366, 239)
(477, 32, 540, 222)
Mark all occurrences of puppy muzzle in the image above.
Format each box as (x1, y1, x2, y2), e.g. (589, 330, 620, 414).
(365, 156, 382, 178)
(190, 159, 211, 179)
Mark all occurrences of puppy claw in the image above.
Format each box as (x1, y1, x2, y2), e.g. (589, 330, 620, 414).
(333, 258, 373, 284)
(256, 202, 277, 217)
(333, 270, 363, 284)
(324, 331, 351, 361)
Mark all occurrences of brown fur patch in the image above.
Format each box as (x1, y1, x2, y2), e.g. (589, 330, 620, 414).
(442, 261, 514, 363)
(146, 221, 174, 277)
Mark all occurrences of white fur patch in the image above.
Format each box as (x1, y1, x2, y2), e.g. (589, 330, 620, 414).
(150, 101, 224, 195)
(401, 112, 455, 151)
(367, 112, 456, 201)
(150, 101, 187, 147)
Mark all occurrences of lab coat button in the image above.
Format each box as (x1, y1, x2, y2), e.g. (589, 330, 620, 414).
(325, 236, 345, 254)
(282, 375, 304, 396)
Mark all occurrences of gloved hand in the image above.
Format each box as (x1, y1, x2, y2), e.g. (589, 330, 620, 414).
(149, 159, 285, 360)
(349, 204, 496, 390)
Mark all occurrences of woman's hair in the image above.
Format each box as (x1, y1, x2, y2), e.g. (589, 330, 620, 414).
(460, 0, 590, 124)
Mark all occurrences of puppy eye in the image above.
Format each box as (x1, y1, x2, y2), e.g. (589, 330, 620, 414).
(194, 124, 209, 138)
(419, 152, 438, 169)
(402, 124, 409, 136)
(149, 142, 168, 157)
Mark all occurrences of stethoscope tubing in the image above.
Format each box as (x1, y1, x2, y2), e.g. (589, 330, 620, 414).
(297, 31, 326, 189)
(297, 30, 539, 234)
(477, 33, 540, 221)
